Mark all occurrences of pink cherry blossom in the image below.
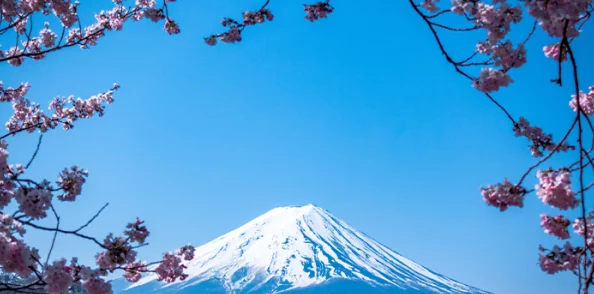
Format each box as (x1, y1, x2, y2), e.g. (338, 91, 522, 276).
(176, 244, 196, 261)
(82, 276, 112, 294)
(0, 235, 40, 278)
(540, 214, 570, 240)
(124, 218, 150, 244)
(155, 252, 188, 282)
(539, 242, 581, 274)
(492, 41, 526, 70)
(523, 0, 589, 38)
(472, 68, 512, 93)
(39, 24, 58, 48)
(512, 117, 574, 157)
(481, 179, 526, 211)
(570, 87, 594, 116)
(164, 19, 180, 34)
(123, 261, 147, 282)
(543, 44, 567, 62)
(45, 259, 74, 294)
(56, 166, 88, 201)
(420, 0, 440, 13)
(243, 8, 274, 25)
(304, 1, 334, 22)
(14, 186, 53, 219)
(95, 234, 137, 270)
(573, 216, 594, 238)
(535, 169, 579, 210)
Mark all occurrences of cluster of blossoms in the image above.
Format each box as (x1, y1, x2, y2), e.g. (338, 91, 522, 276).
(204, 7, 274, 46)
(539, 243, 581, 274)
(204, 1, 333, 46)
(569, 86, 594, 116)
(4, 82, 119, 134)
(1, 2, 199, 293)
(543, 43, 567, 62)
(480, 179, 526, 211)
(540, 214, 570, 240)
(57, 166, 88, 201)
(523, 0, 591, 38)
(512, 117, 574, 157)
(535, 169, 579, 210)
(304, 1, 334, 22)
(124, 218, 150, 244)
(2, 0, 180, 66)
(416, 0, 594, 287)
(0, 214, 39, 279)
(472, 68, 512, 93)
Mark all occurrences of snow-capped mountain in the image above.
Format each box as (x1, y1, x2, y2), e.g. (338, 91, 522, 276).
(119, 205, 490, 294)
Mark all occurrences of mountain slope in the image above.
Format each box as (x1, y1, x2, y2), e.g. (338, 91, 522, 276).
(122, 205, 490, 294)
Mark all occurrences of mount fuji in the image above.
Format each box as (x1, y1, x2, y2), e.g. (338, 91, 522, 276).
(116, 205, 490, 294)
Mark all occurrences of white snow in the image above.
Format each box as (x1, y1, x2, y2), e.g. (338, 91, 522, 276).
(127, 204, 488, 293)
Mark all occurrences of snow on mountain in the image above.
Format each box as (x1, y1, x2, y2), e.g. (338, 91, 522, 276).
(122, 204, 490, 294)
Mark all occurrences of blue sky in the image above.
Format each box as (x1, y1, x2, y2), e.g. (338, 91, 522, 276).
(2, 1, 594, 293)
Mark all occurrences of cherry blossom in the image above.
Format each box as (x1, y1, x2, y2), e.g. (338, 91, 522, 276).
(481, 179, 526, 211)
(569, 86, 594, 116)
(45, 259, 74, 294)
(176, 244, 196, 261)
(539, 243, 581, 274)
(124, 218, 150, 244)
(304, 2, 334, 22)
(56, 166, 88, 202)
(123, 261, 147, 283)
(543, 44, 567, 62)
(472, 68, 512, 93)
(155, 252, 188, 283)
(420, 0, 440, 13)
(535, 169, 579, 210)
(540, 214, 570, 240)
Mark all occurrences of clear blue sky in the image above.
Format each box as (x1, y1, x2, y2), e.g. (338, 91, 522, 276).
(3, 1, 593, 293)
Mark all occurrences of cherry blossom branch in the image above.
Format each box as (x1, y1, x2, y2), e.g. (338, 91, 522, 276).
(24, 135, 43, 170)
(74, 203, 108, 233)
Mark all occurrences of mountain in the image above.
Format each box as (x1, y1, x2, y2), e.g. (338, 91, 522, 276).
(118, 205, 490, 294)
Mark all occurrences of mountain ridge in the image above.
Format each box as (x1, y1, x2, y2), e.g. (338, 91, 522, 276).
(119, 204, 491, 294)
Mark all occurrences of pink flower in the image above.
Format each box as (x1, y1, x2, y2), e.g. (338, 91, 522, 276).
(512, 117, 574, 157)
(123, 261, 147, 282)
(14, 186, 53, 219)
(45, 259, 74, 293)
(472, 68, 512, 93)
(420, 0, 440, 13)
(304, 2, 334, 22)
(176, 244, 196, 261)
(481, 179, 526, 211)
(155, 252, 188, 282)
(573, 216, 594, 237)
(40, 25, 58, 48)
(0, 236, 40, 278)
(492, 41, 526, 70)
(543, 44, 567, 62)
(95, 234, 136, 270)
(569, 87, 594, 116)
(124, 218, 150, 244)
(540, 214, 570, 240)
(204, 36, 217, 46)
(539, 242, 580, 274)
(164, 19, 180, 34)
(523, 0, 589, 38)
(82, 276, 112, 294)
(242, 8, 274, 25)
(535, 169, 579, 210)
(56, 166, 88, 201)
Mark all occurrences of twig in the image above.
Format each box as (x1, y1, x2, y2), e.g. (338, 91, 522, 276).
(25, 135, 43, 170)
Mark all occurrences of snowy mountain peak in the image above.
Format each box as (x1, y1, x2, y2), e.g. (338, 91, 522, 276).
(125, 205, 490, 294)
